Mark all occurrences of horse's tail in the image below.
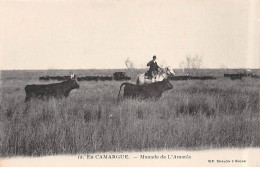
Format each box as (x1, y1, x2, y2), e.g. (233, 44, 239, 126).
(117, 83, 128, 101)
(136, 74, 140, 85)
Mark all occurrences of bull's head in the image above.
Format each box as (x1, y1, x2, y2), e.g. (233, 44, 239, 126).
(70, 73, 80, 89)
(163, 78, 173, 90)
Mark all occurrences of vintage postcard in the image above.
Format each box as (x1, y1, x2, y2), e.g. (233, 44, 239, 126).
(0, 0, 259, 167)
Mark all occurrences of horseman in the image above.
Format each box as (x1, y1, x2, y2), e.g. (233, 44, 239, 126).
(136, 56, 175, 85)
(147, 55, 160, 80)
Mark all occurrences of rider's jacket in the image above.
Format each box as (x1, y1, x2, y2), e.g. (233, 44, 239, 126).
(147, 60, 160, 73)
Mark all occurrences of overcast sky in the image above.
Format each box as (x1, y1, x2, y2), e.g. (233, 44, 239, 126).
(0, 0, 259, 70)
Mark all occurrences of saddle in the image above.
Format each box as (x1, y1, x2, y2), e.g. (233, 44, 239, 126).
(144, 72, 151, 79)
(145, 71, 157, 79)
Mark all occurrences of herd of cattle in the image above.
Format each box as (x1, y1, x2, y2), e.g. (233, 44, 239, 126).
(224, 73, 260, 80)
(39, 72, 131, 81)
(167, 75, 216, 81)
(39, 72, 259, 82)
(168, 72, 259, 81)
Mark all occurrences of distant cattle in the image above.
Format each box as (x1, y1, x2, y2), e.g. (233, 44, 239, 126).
(224, 73, 243, 80)
(224, 72, 259, 79)
(39, 76, 50, 81)
(189, 76, 201, 80)
(39, 75, 70, 81)
(25, 74, 79, 102)
(99, 76, 113, 81)
(117, 79, 173, 100)
(251, 74, 260, 78)
(203, 76, 216, 80)
(39, 73, 128, 81)
(113, 72, 131, 81)
(168, 75, 190, 81)
(168, 75, 216, 81)
(76, 76, 113, 81)
(230, 75, 242, 80)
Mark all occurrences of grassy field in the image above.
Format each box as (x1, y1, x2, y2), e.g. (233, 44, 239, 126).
(0, 69, 260, 157)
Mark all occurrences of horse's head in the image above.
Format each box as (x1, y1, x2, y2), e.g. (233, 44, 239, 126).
(164, 66, 175, 76)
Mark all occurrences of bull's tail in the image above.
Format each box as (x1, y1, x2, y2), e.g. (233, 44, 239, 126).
(117, 83, 128, 101)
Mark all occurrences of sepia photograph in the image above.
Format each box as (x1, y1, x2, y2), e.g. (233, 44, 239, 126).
(0, 0, 260, 167)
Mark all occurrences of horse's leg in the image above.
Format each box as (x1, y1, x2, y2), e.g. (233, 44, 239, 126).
(151, 72, 156, 83)
(141, 75, 146, 84)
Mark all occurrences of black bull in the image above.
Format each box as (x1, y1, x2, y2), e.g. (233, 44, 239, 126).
(24, 79, 80, 101)
(118, 79, 173, 100)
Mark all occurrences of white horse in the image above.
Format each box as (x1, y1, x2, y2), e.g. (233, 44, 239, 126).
(136, 66, 175, 85)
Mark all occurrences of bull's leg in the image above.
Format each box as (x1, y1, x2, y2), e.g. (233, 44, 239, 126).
(64, 91, 70, 98)
(155, 93, 162, 100)
(24, 96, 30, 102)
(123, 93, 130, 98)
(24, 93, 32, 102)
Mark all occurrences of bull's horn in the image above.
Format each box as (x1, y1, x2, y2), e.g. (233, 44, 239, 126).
(70, 73, 75, 79)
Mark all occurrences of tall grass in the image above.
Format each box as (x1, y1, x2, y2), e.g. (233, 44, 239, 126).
(0, 70, 260, 157)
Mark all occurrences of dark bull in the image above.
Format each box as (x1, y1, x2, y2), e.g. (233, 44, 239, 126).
(118, 79, 173, 100)
(25, 74, 79, 102)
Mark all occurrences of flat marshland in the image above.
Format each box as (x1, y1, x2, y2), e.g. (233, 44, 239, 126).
(0, 69, 259, 157)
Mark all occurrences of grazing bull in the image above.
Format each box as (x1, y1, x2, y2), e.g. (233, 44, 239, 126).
(24, 74, 79, 102)
(118, 79, 173, 100)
